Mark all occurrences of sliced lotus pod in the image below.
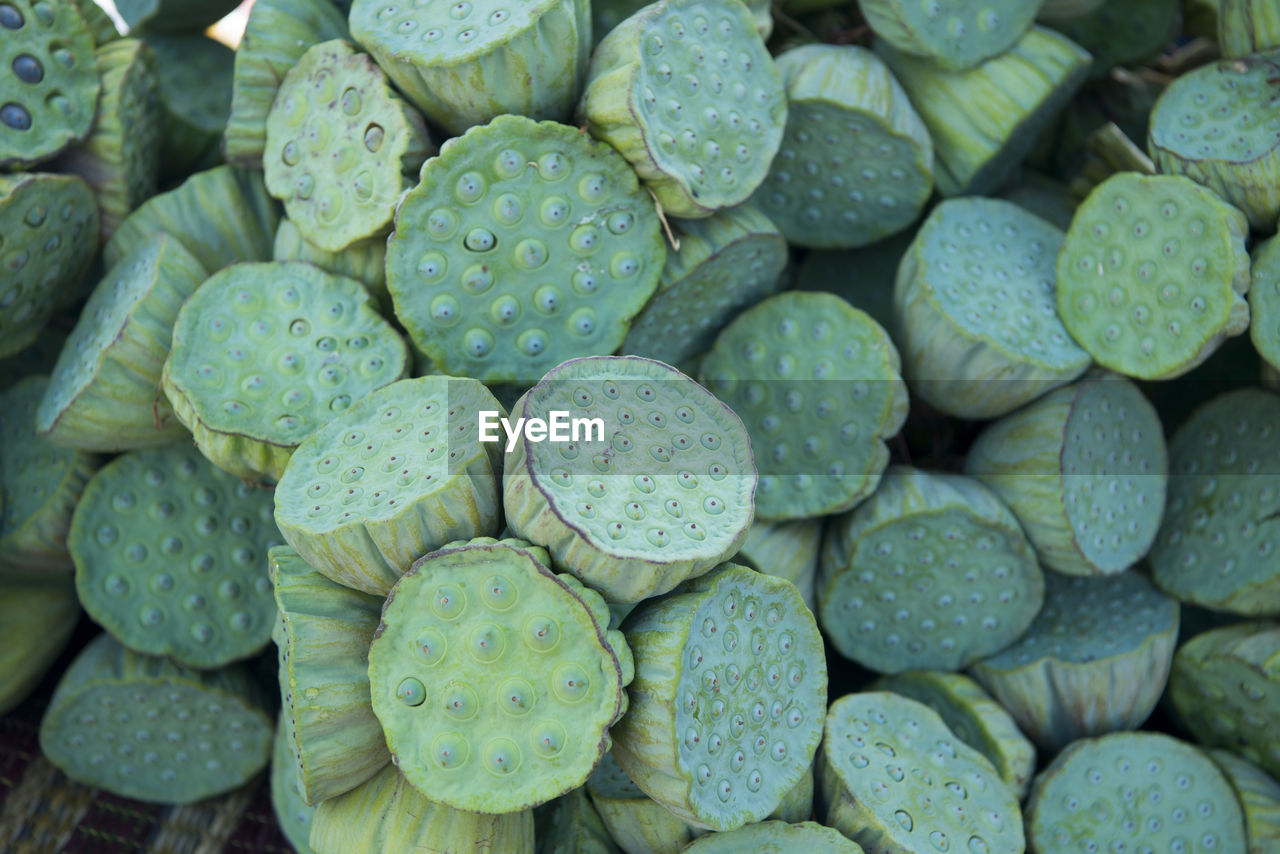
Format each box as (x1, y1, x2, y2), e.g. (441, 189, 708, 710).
(1057, 173, 1251, 381)
(264, 40, 433, 254)
(0, 327, 66, 393)
(1218, 0, 1280, 56)
(274, 218, 388, 312)
(876, 26, 1092, 197)
(367, 538, 632, 813)
(273, 376, 504, 597)
(1251, 238, 1280, 372)
(0, 577, 80, 714)
(161, 262, 409, 483)
(1149, 57, 1280, 232)
(612, 564, 826, 831)
(792, 229, 916, 339)
(579, 0, 788, 218)
(1210, 750, 1280, 854)
(870, 670, 1036, 800)
(272, 712, 316, 854)
(38, 632, 273, 804)
(271, 545, 389, 804)
(685, 820, 863, 853)
(143, 33, 235, 182)
(1048, 0, 1179, 80)
(1148, 389, 1280, 614)
(71, 0, 118, 45)
(386, 116, 665, 385)
(769, 761, 814, 822)
(964, 374, 1168, 577)
(0, 0, 100, 169)
(621, 203, 788, 371)
(734, 517, 823, 614)
(114, 0, 240, 32)
(821, 691, 1024, 853)
(503, 356, 756, 603)
(0, 377, 99, 576)
(348, 0, 591, 136)
(818, 466, 1046, 674)
(1000, 170, 1076, 231)
(586, 751, 699, 854)
(534, 786, 621, 853)
(857, 0, 1040, 71)
(1025, 732, 1246, 854)
(895, 196, 1089, 420)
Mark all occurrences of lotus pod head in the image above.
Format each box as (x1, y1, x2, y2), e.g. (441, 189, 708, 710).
(1249, 238, 1280, 373)
(1049, 0, 1179, 80)
(586, 750, 700, 853)
(857, 0, 1040, 70)
(684, 819, 864, 852)
(273, 217, 389, 311)
(1208, 749, 1280, 853)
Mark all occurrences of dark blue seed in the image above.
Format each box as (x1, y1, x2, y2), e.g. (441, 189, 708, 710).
(1, 103, 31, 130)
(0, 4, 22, 29)
(12, 55, 42, 83)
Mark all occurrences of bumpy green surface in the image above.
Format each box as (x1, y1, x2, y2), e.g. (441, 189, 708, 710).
(274, 218, 388, 310)
(38, 633, 272, 804)
(821, 691, 1025, 853)
(162, 262, 408, 483)
(114, 0, 239, 31)
(143, 34, 234, 181)
(0, 578, 79, 714)
(818, 467, 1045, 674)
(702, 291, 908, 521)
(69, 443, 280, 669)
(684, 820, 863, 852)
(579, 0, 787, 218)
(586, 751, 698, 853)
(1052, 0, 1179, 79)
(857, 0, 1041, 70)
(1251, 238, 1280, 372)
(387, 116, 665, 384)
(735, 517, 824, 613)
(1149, 389, 1280, 614)
(368, 538, 632, 813)
(1210, 750, 1280, 854)
(1218, 0, 1280, 56)
(0, 173, 99, 358)
(271, 713, 316, 854)
(504, 356, 757, 604)
(613, 564, 827, 831)
(1025, 732, 1246, 854)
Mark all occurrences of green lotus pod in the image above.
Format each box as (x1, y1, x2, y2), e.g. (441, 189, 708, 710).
(1210, 750, 1280, 854)
(751, 45, 932, 250)
(222, 0, 348, 169)
(35, 234, 208, 451)
(871, 670, 1036, 800)
(1167, 622, 1280, 779)
(271, 545, 390, 803)
(818, 466, 1046, 674)
(272, 712, 317, 854)
(964, 373, 1168, 577)
(0, 0, 100, 169)
(1250, 239, 1280, 371)
(0, 377, 99, 576)
(38, 632, 273, 804)
(685, 820, 863, 853)
(142, 33, 235, 182)
(612, 564, 826, 831)
(970, 569, 1180, 751)
(793, 229, 916, 340)
(1025, 732, 1246, 854)
(820, 691, 1025, 853)
(1218, 0, 1280, 56)
(0, 577, 80, 714)
(702, 291, 907, 520)
(1049, 0, 1179, 80)
(0, 327, 66, 393)
(161, 262, 409, 483)
(587, 751, 699, 854)
(621, 203, 787, 371)
(386, 116, 665, 385)
(274, 376, 504, 597)
(264, 40, 433, 253)
(503, 356, 756, 603)
(348, 0, 591, 136)
(857, 0, 1040, 70)
(105, 165, 279, 274)
(114, 0, 240, 32)
(1057, 173, 1251, 381)
(1000, 170, 1076, 231)
(274, 218, 388, 312)
(579, 0, 788, 218)
(734, 518, 823, 614)
(1149, 58, 1280, 232)
(1148, 389, 1280, 614)
(535, 786, 621, 853)
(876, 26, 1092, 197)
(769, 762, 814, 822)
(367, 538, 632, 813)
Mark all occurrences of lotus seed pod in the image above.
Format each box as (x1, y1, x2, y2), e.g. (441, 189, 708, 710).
(503, 356, 756, 603)
(818, 466, 1046, 674)
(1057, 173, 1252, 381)
(274, 376, 505, 597)
(621, 203, 788, 371)
(871, 670, 1036, 800)
(0, 0, 100, 169)
(587, 751, 699, 854)
(1218, 0, 1280, 56)
(1167, 622, 1280, 779)
(367, 538, 632, 813)
(1049, 0, 1179, 80)
(1250, 239, 1280, 372)
(386, 116, 665, 385)
(1024, 732, 1247, 854)
(685, 820, 864, 853)
(769, 761, 814, 822)
(105, 165, 279, 274)
(1209, 750, 1280, 854)
(223, 0, 349, 169)
(264, 40, 434, 253)
(143, 33, 235, 182)
(114, 0, 240, 32)
(579, 0, 788, 218)
(703, 292, 906, 520)
(876, 26, 1092, 197)
(964, 374, 1168, 577)
(274, 218, 389, 312)
(272, 712, 317, 854)
(348, 0, 591, 136)
(894, 197, 1091, 420)
(0, 577, 80, 714)
(1001, 170, 1077, 231)
(35, 234, 208, 451)
(751, 45, 932, 250)
(271, 546, 390, 804)
(38, 632, 273, 804)
(0, 377, 100, 576)
(735, 517, 823, 614)
(1149, 58, 1280, 232)
(612, 564, 826, 831)
(71, 0, 119, 45)
(857, 0, 1040, 70)
(534, 786, 621, 853)
(793, 229, 917, 341)
(1148, 389, 1280, 615)
(161, 262, 409, 483)
(820, 691, 1025, 853)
